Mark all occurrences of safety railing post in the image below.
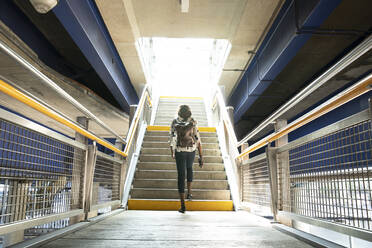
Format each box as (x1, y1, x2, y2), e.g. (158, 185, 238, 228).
(71, 116, 89, 224)
(266, 147, 278, 220)
(274, 119, 292, 226)
(83, 143, 98, 219)
(115, 140, 127, 207)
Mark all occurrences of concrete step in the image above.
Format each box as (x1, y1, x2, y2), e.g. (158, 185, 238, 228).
(154, 122, 209, 127)
(139, 154, 223, 163)
(135, 170, 227, 180)
(137, 162, 225, 171)
(155, 117, 208, 122)
(143, 136, 218, 143)
(142, 142, 220, 149)
(145, 131, 217, 137)
(127, 199, 234, 211)
(141, 148, 221, 156)
(157, 102, 205, 106)
(156, 107, 206, 112)
(155, 113, 207, 118)
(130, 188, 231, 200)
(154, 119, 209, 124)
(156, 110, 206, 116)
(132, 179, 229, 190)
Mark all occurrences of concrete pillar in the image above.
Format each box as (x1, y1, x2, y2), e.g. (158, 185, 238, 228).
(226, 106, 234, 125)
(129, 105, 138, 126)
(274, 119, 292, 226)
(239, 143, 249, 201)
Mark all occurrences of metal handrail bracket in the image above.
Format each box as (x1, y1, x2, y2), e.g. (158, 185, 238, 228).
(0, 78, 127, 157)
(238, 34, 372, 146)
(237, 73, 372, 159)
(0, 40, 126, 144)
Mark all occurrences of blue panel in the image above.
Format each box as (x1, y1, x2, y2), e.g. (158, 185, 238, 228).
(229, 0, 342, 123)
(53, 0, 139, 112)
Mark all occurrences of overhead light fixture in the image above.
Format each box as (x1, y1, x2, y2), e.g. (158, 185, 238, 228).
(29, 0, 59, 14)
(180, 0, 189, 13)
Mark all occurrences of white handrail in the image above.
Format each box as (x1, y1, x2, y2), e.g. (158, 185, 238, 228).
(123, 85, 152, 155)
(0, 40, 127, 144)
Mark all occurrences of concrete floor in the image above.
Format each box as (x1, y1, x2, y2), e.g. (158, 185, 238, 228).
(41, 211, 313, 248)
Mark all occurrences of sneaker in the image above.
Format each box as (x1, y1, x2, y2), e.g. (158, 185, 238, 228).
(187, 193, 192, 201)
(178, 204, 186, 213)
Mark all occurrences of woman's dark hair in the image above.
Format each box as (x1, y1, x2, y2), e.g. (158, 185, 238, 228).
(178, 105, 191, 120)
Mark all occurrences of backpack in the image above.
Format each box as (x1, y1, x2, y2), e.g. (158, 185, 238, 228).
(174, 119, 195, 147)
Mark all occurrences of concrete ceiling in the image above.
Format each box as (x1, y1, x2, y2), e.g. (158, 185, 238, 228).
(96, 0, 283, 97)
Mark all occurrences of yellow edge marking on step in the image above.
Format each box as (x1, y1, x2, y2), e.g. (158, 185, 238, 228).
(147, 126, 216, 132)
(160, 96, 204, 100)
(128, 200, 233, 211)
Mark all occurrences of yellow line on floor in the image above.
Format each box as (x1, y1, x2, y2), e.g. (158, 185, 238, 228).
(160, 96, 204, 100)
(147, 126, 216, 132)
(128, 199, 233, 211)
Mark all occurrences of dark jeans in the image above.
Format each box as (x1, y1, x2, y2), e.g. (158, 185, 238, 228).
(175, 151, 195, 193)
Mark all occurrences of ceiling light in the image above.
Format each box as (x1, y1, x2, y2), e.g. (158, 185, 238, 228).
(29, 0, 59, 14)
(180, 0, 189, 13)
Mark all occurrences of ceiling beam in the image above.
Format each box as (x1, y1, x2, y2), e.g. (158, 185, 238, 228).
(53, 0, 139, 112)
(228, 0, 342, 123)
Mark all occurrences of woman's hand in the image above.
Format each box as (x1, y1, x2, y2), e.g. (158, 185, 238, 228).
(198, 155, 204, 168)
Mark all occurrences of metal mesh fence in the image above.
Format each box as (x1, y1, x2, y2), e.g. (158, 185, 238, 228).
(92, 155, 121, 205)
(241, 158, 272, 208)
(285, 119, 372, 231)
(0, 119, 85, 226)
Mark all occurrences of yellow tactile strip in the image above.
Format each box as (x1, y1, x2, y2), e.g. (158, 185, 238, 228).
(147, 126, 216, 132)
(128, 199, 233, 211)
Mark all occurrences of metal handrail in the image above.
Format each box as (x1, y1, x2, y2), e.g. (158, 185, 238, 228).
(0, 78, 127, 157)
(212, 87, 238, 147)
(237, 34, 372, 147)
(236, 73, 372, 159)
(123, 85, 152, 155)
(0, 40, 127, 144)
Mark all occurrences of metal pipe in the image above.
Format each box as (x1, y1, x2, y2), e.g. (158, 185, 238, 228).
(236, 73, 372, 159)
(0, 78, 127, 157)
(237, 34, 372, 146)
(123, 85, 151, 155)
(0, 40, 127, 144)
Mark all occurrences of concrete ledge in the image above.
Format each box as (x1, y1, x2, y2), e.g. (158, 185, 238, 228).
(272, 224, 344, 248)
(10, 209, 125, 248)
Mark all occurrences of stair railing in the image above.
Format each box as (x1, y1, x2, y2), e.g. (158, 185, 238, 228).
(121, 84, 153, 207)
(209, 87, 240, 209)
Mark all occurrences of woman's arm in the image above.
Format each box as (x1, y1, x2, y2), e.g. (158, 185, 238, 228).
(170, 120, 176, 159)
(194, 121, 203, 167)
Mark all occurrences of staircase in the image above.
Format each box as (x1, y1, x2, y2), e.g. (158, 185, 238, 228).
(128, 97, 233, 211)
